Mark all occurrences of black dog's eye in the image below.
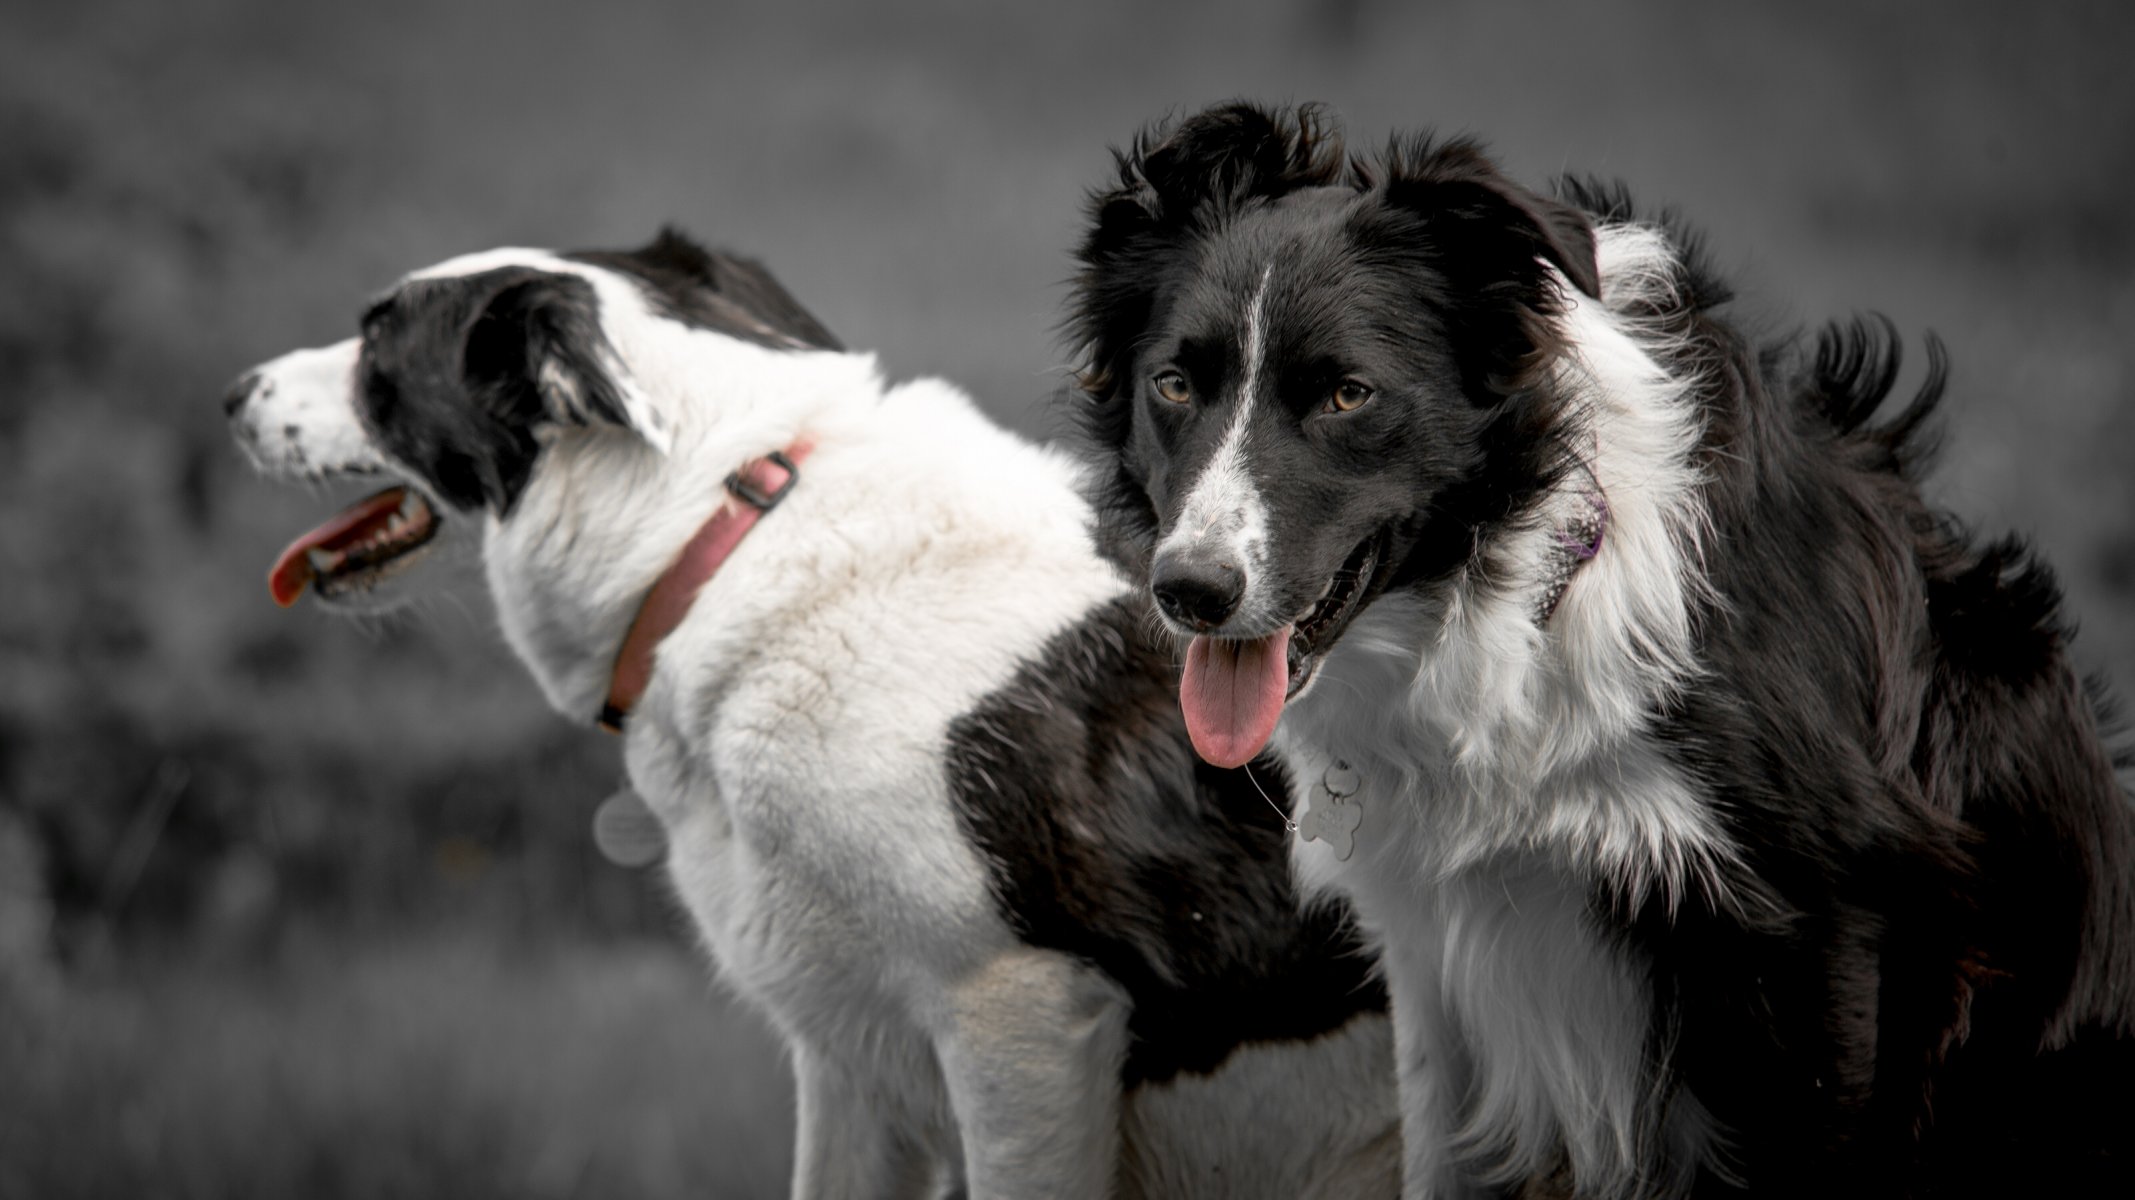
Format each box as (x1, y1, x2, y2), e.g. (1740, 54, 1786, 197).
(1327, 380, 1374, 414)
(1152, 371, 1191, 405)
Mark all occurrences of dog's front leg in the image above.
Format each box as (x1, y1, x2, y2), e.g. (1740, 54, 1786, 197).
(1391, 1007, 1488, 1200)
(1379, 929, 1488, 1200)
(933, 947, 1130, 1200)
(790, 1042, 940, 1200)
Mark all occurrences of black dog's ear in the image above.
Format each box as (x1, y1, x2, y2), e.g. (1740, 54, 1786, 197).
(1374, 135, 1600, 301)
(1070, 103, 1345, 404)
(359, 266, 671, 514)
(463, 272, 673, 454)
(1364, 136, 1600, 400)
(1083, 101, 1346, 258)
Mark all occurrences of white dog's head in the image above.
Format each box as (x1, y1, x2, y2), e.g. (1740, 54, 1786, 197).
(226, 229, 861, 716)
(225, 228, 843, 606)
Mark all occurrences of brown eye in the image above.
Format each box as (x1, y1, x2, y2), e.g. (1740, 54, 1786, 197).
(1328, 380, 1374, 413)
(1153, 371, 1191, 405)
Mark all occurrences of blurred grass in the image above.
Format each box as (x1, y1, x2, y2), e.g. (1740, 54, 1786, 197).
(0, 934, 793, 1199)
(0, 0, 2130, 1193)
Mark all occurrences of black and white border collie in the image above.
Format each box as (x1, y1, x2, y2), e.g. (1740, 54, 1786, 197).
(1066, 102, 2135, 1197)
(222, 231, 1401, 1198)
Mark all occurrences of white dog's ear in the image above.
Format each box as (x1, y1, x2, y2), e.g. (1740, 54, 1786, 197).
(360, 266, 673, 514)
(466, 274, 673, 455)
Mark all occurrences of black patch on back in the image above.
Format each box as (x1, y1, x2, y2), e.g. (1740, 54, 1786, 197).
(944, 596, 1384, 1085)
(567, 227, 842, 351)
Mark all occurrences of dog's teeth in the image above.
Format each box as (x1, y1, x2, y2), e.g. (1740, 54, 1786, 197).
(399, 492, 422, 519)
(1315, 578, 1335, 603)
(307, 548, 333, 571)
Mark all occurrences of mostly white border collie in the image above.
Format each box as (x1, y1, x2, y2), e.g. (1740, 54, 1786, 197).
(222, 231, 1400, 1199)
(1065, 102, 2135, 1197)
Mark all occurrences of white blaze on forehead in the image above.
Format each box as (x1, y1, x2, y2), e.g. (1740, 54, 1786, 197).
(1159, 266, 1276, 599)
(1238, 264, 1273, 413)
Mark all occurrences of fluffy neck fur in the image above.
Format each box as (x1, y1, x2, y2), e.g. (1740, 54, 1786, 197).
(480, 270, 886, 722)
(1290, 223, 1730, 910)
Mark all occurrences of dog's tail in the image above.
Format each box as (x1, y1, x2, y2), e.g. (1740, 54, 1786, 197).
(1808, 313, 1949, 475)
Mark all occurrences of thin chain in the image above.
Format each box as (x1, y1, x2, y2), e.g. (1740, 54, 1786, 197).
(1243, 763, 1299, 834)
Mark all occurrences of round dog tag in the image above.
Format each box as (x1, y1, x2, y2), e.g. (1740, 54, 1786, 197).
(1322, 760, 1361, 797)
(592, 785, 667, 868)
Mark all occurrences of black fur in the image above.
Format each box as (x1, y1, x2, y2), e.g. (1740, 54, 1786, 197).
(358, 265, 594, 512)
(945, 596, 1384, 1085)
(1638, 314, 2135, 1194)
(568, 227, 842, 351)
(357, 230, 837, 513)
(1067, 102, 2135, 1195)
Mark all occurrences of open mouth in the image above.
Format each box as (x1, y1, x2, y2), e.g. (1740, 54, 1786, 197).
(1283, 532, 1384, 701)
(267, 486, 442, 607)
(1178, 531, 1387, 769)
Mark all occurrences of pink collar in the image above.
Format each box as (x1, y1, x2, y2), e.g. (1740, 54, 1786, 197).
(597, 439, 813, 733)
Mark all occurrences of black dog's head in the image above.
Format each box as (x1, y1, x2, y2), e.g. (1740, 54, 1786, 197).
(1065, 102, 1600, 766)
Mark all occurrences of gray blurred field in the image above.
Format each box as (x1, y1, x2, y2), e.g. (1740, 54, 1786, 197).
(3, 1, 2131, 1195)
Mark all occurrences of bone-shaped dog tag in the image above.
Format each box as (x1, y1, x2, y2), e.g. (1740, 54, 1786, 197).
(1298, 789, 1363, 860)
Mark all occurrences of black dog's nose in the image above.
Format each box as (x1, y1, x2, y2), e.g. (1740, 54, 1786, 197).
(222, 371, 261, 417)
(1152, 550, 1244, 629)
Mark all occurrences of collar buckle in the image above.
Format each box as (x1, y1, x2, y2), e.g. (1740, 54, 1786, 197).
(599, 438, 814, 735)
(725, 450, 799, 512)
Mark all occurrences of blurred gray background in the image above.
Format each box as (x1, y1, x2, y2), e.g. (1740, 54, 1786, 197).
(2, 1, 2130, 1195)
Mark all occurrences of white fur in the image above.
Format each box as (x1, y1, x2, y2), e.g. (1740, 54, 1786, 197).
(234, 250, 1398, 1198)
(231, 338, 380, 478)
(1157, 265, 1275, 628)
(1274, 225, 1735, 1197)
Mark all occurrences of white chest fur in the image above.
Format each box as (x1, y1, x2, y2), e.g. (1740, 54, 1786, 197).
(1280, 728, 1673, 1196)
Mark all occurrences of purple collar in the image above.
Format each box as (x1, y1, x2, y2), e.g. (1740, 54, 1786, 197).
(1537, 487, 1609, 621)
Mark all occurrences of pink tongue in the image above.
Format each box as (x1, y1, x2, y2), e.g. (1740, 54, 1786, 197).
(1180, 626, 1291, 768)
(266, 487, 409, 608)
